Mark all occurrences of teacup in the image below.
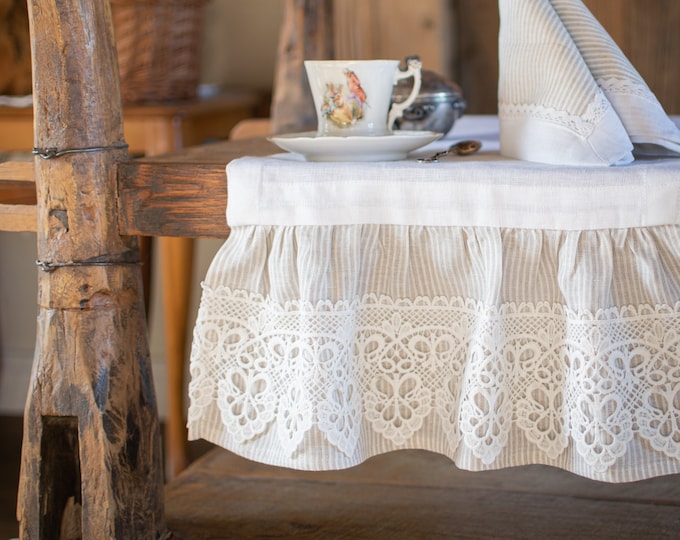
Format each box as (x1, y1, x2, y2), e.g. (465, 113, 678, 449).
(304, 57, 422, 137)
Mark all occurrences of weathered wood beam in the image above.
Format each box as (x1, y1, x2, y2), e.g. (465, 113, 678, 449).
(116, 137, 277, 238)
(18, 1, 165, 538)
(0, 162, 37, 231)
(117, 162, 229, 238)
(270, 0, 334, 134)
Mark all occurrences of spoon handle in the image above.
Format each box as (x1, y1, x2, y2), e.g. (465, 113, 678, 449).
(417, 149, 451, 163)
(417, 139, 481, 163)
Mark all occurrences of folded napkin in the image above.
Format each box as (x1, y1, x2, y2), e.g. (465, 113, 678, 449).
(498, 0, 680, 166)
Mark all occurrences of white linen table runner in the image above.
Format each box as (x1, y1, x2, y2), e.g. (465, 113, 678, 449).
(227, 116, 680, 231)
(188, 116, 680, 482)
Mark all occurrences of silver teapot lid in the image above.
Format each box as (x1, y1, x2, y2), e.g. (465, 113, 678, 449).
(392, 68, 465, 105)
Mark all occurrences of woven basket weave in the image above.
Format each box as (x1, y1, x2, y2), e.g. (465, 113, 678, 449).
(110, 0, 206, 103)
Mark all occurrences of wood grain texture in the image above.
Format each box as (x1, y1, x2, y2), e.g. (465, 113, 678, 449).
(0, 161, 34, 182)
(117, 138, 278, 238)
(0, 0, 32, 95)
(333, 0, 454, 77)
(270, 0, 334, 134)
(118, 162, 231, 239)
(0, 203, 36, 232)
(453, 0, 499, 114)
(0, 163, 36, 228)
(0, 181, 35, 204)
(18, 1, 165, 538)
(166, 447, 680, 539)
(159, 235, 194, 479)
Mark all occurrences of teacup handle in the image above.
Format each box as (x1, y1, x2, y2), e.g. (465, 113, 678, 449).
(388, 56, 423, 130)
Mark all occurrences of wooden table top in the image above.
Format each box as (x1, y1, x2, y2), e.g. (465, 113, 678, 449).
(117, 136, 278, 239)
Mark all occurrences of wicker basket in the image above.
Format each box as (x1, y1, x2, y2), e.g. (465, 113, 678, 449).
(110, 0, 206, 103)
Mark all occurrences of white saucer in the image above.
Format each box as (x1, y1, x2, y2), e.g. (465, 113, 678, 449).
(269, 130, 443, 162)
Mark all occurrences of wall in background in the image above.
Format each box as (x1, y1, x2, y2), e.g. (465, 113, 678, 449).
(0, 1, 285, 417)
(200, 0, 284, 91)
(0, 231, 38, 415)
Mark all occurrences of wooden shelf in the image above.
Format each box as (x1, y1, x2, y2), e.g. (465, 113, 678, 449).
(0, 90, 265, 154)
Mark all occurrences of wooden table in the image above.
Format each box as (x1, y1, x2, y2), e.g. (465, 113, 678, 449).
(0, 90, 264, 479)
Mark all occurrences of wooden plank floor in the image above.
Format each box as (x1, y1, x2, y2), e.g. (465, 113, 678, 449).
(165, 446, 680, 539)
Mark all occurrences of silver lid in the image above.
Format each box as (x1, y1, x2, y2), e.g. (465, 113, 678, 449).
(392, 69, 465, 105)
(392, 68, 467, 134)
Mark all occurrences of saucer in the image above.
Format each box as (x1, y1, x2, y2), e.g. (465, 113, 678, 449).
(268, 131, 443, 162)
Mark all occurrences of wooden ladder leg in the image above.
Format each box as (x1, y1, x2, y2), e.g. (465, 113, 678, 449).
(18, 277, 165, 538)
(18, 1, 165, 537)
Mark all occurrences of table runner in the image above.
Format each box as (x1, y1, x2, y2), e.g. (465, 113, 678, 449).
(227, 116, 680, 230)
(188, 116, 680, 482)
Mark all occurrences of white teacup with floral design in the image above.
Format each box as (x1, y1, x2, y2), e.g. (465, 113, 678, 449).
(305, 57, 422, 137)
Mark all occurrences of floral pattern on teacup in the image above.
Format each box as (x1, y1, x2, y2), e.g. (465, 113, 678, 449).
(320, 69, 368, 128)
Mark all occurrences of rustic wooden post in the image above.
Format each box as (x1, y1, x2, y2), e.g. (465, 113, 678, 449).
(270, 0, 335, 134)
(17, 1, 165, 538)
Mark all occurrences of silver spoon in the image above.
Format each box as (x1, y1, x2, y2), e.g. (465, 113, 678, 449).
(417, 139, 482, 163)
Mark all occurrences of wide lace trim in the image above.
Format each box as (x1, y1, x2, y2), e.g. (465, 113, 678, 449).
(188, 285, 680, 477)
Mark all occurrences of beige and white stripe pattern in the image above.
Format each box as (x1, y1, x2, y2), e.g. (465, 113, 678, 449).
(197, 225, 680, 310)
(188, 223, 680, 482)
(549, 0, 680, 152)
(498, 0, 680, 165)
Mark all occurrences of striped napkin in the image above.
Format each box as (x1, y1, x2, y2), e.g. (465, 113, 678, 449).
(498, 0, 680, 166)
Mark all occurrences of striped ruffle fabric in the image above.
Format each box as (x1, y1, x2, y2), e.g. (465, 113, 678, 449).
(188, 224, 680, 482)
